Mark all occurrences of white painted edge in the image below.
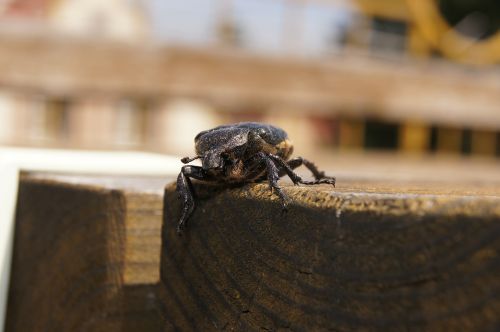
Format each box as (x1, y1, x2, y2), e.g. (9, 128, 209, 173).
(0, 147, 182, 331)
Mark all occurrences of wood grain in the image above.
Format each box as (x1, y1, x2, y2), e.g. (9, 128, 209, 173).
(7, 171, 500, 331)
(160, 182, 500, 331)
(6, 174, 164, 332)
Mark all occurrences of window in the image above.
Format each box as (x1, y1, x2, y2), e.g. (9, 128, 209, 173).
(370, 17, 408, 54)
(364, 120, 399, 150)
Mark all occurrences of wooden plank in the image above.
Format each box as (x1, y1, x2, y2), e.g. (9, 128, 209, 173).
(160, 179, 500, 331)
(6, 155, 500, 331)
(1, 30, 500, 129)
(5, 174, 166, 331)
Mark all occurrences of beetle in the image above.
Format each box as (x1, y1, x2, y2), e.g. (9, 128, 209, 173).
(176, 122, 336, 234)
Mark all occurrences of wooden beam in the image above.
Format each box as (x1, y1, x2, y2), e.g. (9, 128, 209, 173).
(160, 179, 500, 331)
(0, 30, 500, 129)
(5, 173, 165, 331)
(6, 156, 500, 330)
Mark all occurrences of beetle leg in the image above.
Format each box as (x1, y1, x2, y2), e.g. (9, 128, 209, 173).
(257, 152, 291, 210)
(176, 165, 212, 235)
(268, 154, 302, 184)
(287, 157, 334, 180)
(181, 156, 201, 164)
(269, 154, 336, 187)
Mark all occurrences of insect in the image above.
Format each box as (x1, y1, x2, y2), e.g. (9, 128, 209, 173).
(176, 122, 336, 234)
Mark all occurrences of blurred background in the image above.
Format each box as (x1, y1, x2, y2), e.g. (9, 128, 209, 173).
(0, 0, 500, 177)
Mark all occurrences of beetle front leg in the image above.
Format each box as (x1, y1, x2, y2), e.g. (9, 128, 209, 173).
(176, 165, 212, 235)
(269, 154, 336, 187)
(257, 152, 291, 210)
(286, 157, 327, 180)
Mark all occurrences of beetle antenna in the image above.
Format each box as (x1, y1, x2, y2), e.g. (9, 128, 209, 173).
(181, 156, 201, 164)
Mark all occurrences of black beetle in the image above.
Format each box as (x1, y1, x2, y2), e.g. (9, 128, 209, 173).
(176, 122, 336, 234)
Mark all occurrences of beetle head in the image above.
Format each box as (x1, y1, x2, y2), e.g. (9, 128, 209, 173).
(202, 150, 225, 171)
(198, 128, 251, 173)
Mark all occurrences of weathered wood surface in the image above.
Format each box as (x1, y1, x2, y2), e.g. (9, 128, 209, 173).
(161, 180, 500, 331)
(6, 173, 166, 332)
(6, 167, 500, 331)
